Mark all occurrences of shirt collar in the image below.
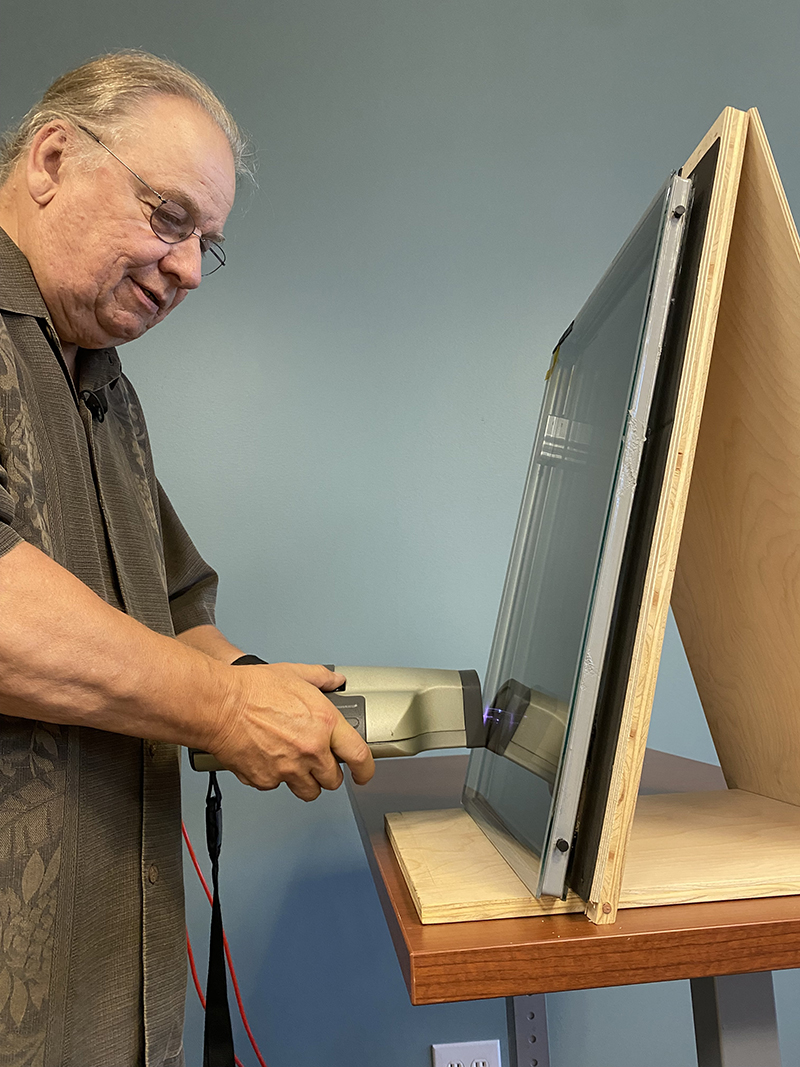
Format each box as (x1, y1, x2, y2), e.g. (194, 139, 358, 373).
(0, 226, 51, 318)
(79, 348, 123, 393)
(0, 226, 123, 391)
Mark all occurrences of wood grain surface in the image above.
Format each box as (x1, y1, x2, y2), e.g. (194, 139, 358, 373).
(386, 808, 583, 922)
(671, 108, 800, 807)
(388, 788, 800, 921)
(347, 755, 800, 1005)
(622, 789, 800, 906)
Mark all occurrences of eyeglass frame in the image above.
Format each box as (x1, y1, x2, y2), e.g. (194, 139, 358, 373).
(76, 124, 226, 276)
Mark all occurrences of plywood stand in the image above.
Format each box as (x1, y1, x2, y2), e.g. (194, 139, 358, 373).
(389, 106, 800, 926)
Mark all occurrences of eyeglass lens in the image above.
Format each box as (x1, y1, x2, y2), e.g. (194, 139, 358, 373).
(150, 202, 226, 275)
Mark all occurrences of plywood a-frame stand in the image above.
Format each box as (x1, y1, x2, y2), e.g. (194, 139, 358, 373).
(387, 106, 800, 926)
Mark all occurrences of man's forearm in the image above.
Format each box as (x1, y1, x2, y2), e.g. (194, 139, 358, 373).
(0, 540, 374, 797)
(0, 540, 232, 749)
(177, 624, 246, 664)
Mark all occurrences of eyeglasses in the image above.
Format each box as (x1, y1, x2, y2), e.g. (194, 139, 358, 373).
(76, 124, 226, 276)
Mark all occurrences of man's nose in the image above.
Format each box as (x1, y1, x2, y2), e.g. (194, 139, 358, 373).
(159, 237, 203, 290)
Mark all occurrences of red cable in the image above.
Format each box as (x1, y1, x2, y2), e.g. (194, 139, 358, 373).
(182, 821, 269, 1067)
(183, 821, 214, 906)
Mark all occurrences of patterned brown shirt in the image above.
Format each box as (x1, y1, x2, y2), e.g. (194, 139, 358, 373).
(0, 228, 218, 1067)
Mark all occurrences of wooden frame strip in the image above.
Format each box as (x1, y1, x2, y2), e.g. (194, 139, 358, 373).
(585, 107, 749, 923)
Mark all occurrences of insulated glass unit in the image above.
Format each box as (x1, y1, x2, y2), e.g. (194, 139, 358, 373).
(463, 174, 692, 898)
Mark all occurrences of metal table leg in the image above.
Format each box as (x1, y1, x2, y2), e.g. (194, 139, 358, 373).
(691, 972, 782, 1067)
(507, 994, 550, 1067)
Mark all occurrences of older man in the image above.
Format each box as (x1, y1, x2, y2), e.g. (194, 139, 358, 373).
(0, 52, 373, 1066)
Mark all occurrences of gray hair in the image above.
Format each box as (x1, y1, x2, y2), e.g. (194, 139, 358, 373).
(0, 50, 252, 186)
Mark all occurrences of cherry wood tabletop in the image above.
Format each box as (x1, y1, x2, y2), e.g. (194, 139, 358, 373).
(345, 752, 800, 1005)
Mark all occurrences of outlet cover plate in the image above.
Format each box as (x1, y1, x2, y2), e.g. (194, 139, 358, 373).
(431, 1039, 502, 1067)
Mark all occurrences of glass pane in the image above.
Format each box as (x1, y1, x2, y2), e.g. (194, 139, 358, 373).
(464, 175, 690, 896)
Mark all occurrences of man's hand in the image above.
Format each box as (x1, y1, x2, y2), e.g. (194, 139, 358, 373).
(207, 662, 375, 800)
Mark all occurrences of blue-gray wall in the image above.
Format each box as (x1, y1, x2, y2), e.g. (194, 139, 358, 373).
(3, 3, 800, 1064)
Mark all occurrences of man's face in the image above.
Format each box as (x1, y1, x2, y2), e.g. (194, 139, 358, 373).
(28, 94, 236, 350)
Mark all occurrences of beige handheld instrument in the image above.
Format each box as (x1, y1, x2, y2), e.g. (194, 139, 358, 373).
(188, 665, 483, 771)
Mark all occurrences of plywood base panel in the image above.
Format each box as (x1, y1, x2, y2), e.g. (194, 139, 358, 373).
(622, 790, 800, 906)
(388, 790, 800, 924)
(385, 809, 584, 922)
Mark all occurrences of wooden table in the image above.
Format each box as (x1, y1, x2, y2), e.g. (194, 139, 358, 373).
(346, 751, 800, 1065)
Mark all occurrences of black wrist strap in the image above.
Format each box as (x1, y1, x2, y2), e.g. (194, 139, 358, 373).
(203, 771, 234, 1067)
(203, 654, 267, 1067)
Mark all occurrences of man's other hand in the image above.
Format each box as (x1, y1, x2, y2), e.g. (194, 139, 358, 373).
(207, 662, 375, 800)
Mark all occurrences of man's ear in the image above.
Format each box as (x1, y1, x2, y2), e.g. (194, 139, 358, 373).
(26, 124, 71, 207)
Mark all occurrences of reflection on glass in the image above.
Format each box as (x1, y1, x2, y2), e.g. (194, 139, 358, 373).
(464, 176, 690, 897)
(488, 682, 568, 787)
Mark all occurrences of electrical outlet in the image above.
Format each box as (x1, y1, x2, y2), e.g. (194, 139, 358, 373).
(431, 1039, 502, 1067)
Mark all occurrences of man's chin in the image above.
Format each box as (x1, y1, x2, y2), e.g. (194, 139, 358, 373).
(91, 313, 158, 348)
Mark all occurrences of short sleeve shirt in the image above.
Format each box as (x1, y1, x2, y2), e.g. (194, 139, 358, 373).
(0, 227, 218, 1067)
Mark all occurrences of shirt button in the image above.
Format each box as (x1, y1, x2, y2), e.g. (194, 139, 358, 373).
(147, 742, 157, 759)
(148, 864, 159, 885)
